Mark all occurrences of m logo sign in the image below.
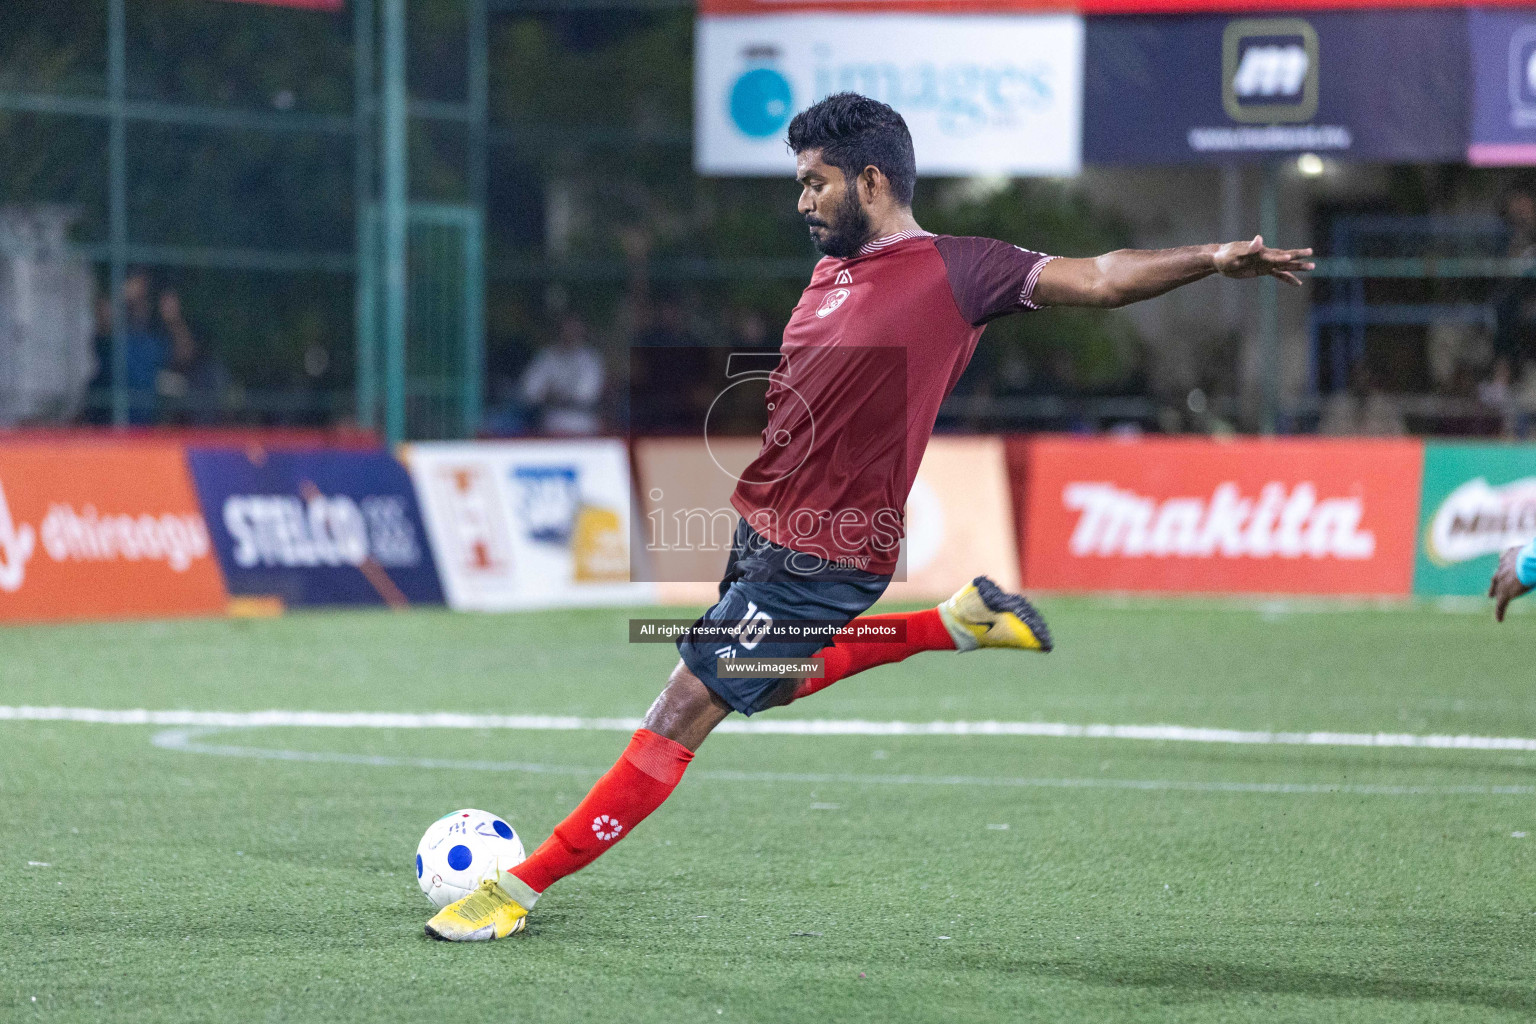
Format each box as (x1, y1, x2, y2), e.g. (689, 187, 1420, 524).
(1223, 19, 1319, 124)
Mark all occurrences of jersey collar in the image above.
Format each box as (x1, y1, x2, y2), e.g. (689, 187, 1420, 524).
(856, 229, 933, 256)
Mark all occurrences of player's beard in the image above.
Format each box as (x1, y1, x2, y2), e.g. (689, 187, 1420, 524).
(806, 187, 871, 259)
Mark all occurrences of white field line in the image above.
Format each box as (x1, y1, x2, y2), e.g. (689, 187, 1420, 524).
(7, 704, 1536, 752)
(148, 728, 1536, 797)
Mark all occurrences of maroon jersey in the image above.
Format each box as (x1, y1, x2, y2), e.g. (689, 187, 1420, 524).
(731, 231, 1055, 574)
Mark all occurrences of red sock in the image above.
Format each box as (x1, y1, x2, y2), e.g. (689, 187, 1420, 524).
(791, 608, 955, 702)
(509, 728, 693, 895)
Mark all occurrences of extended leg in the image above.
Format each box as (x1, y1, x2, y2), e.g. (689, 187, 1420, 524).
(790, 576, 1052, 703)
(505, 662, 725, 895)
(424, 662, 727, 941)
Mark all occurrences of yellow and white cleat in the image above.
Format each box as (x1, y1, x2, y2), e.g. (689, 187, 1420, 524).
(938, 575, 1053, 653)
(424, 877, 530, 942)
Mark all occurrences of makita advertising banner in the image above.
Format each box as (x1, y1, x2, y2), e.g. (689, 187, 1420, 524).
(0, 444, 228, 622)
(1469, 9, 1536, 167)
(1013, 436, 1422, 595)
(186, 449, 443, 608)
(1082, 11, 1468, 164)
(1414, 443, 1536, 597)
(695, 10, 1083, 175)
(404, 440, 653, 612)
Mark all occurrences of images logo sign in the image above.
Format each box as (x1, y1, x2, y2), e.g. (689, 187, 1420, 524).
(729, 55, 793, 138)
(1223, 19, 1319, 124)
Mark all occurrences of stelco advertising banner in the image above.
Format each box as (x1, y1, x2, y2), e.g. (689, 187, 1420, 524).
(1082, 11, 1468, 165)
(405, 440, 653, 611)
(0, 444, 227, 621)
(1015, 436, 1423, 595)
(186, 448, 443, 608)
(1414, 443, 1536, 597)
(695, 2, 1083, 176)
(1469, 9, 1536, 167)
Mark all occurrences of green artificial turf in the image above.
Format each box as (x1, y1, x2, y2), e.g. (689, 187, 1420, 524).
(3, 597, 1535, 1022)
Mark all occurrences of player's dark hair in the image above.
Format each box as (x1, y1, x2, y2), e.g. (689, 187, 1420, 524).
(787, 93, 916, 206)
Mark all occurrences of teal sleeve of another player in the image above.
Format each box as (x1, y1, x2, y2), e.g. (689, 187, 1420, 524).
(1519, 538, 1536, 588)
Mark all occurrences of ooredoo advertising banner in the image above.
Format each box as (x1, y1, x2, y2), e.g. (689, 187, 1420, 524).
(405, 440, 653, 611)
(695, 13, 1083, 176)
(187, 448, 443, 608)
(0, 444, 227, 621)
(1469, 9, 1536, 167)
(1082, 11, 1468, 164)
(1414, 443, 1536, 597)
(1014, 436, 1423, 595)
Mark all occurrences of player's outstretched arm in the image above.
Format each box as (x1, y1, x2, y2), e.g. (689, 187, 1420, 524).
(1032, 235, 1315, 309)
(1490, 540, 1536, 623)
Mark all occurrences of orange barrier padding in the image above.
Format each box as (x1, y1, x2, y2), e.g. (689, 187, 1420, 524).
(0, 445, 229, 622)
(1010, 435, 1423, 597)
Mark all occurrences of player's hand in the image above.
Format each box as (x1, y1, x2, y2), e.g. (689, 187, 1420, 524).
(1213, 235, 1315, 287)
(1489, 545, 1533, 623)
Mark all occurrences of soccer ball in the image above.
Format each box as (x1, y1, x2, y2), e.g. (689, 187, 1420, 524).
(415, 808, 527, 909)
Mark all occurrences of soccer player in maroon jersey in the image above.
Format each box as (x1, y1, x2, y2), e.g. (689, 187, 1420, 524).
(426, 93, 1314, 940)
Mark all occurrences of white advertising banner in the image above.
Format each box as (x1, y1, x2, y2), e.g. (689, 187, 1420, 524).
(695, 14, 1084, 176)
(404, 440, 655, 611)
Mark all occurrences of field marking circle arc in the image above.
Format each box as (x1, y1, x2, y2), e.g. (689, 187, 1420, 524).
(146, 727, 1536, 799)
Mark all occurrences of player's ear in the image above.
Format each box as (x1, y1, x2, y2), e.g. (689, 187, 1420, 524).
(858, 165, 883, 205)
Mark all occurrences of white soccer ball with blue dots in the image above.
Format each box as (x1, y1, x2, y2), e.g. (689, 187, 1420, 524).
(415, 808, 527, 909)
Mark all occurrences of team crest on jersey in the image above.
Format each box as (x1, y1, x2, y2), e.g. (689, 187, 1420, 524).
(816, 287, 851, 318)
(834, 269, 853, 285)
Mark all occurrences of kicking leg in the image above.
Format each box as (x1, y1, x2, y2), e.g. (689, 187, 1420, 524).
(424, 662, 727, 941)
(790, 576, 1052, 703)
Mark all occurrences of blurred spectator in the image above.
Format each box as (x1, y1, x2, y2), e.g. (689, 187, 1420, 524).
(1492, 187, 1536, 385)
(89, 271, 169, 425)
(157, 288, 229, 425)
(1319, 364, 1406, 436)
(632, 291, 705, 350)
(520, 314, 605, 436)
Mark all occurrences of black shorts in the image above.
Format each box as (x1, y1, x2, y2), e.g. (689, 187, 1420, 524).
(677, 520, 891, 716)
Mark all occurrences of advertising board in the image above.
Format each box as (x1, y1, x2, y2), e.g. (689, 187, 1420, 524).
(1082, 11, 1467, 164)
(0, 444, 227, 621)
(187, 448, 443, 608)
(1414, 443, 1536, 597)
(405, 440, 653, 611)
(1469, 9, 1536, 166)
(1014, 436, 1423, 595)
(695, 13, 1083, 176)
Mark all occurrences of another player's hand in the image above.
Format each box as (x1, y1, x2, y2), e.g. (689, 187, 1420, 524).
(1213, 235, 1315, 287)
(1489, 545, 1533, 623)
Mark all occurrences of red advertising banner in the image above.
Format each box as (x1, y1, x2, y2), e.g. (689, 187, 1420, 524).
(0, 445, 228, 622)
(1011, 436, 1423, 596)
(700, 0, 1531, 14)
